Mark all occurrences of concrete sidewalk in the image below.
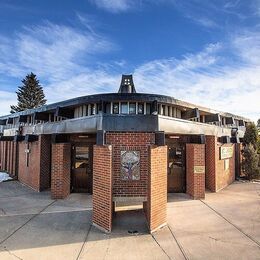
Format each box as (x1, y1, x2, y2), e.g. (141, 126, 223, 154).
(0, 181, 259, 259)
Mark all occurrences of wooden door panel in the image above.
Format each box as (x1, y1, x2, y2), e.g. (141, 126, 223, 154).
(167, 143, 186, 193)
(71, 145, 92, 193)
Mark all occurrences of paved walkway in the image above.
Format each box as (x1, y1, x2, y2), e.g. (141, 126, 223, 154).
(0, 181, 259, 259)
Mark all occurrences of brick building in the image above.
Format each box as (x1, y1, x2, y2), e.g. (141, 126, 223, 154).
(0, 75, 249, 233)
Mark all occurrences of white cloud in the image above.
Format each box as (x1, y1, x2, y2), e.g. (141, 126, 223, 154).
(0, 22, 114, 81)
(133, 31, 260, 122)
(89, 0, 135, 13)
(0, 20, 119, 114)
(0, 18, 259, 123)
(0, 91, 17, 115)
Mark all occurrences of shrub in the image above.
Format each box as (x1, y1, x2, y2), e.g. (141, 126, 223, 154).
(242, 144, 260, 180)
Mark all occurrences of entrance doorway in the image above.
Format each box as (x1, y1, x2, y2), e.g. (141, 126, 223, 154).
(71, 144, 93, 193)
(167, 136, 186, 192)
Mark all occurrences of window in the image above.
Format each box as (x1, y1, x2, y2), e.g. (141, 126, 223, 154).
(105, 103, 111, 114)
(90, 104, 96, 115)
(75, 146, 89, 169)
(146, 103, 151, 114)
(162, 105, 166, 115)
(79, 106, 83, 117)
(121, 102, 128, 114)
(138, 103, 144, 114)
(113, 103, 119, 114)
(129, 102, 136, 114)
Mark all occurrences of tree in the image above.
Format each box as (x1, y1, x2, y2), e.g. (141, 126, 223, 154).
(242, 122, 260, 180)
(243, 122, 258, 149)
(257, 119, 260, 128)
(242, 144, 259, 180)
(10, 73, 46, 113)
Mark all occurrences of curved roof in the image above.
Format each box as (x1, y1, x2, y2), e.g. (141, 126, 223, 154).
(0, 92, 251, 122)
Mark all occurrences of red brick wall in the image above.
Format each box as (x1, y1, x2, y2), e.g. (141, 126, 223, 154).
(205, 136, 235, 192)
(18, 140, 41, 191)
(18, 135, 51, 191)
(235, 143, 243, 177)
(216, 143, 235, 191)
(40, 135, 51, 189)
(147, 145, 167, 232)
(51, 143, 71, 199)
(0, 141, 6, 171)
(186, 144, 205, 199)
(92, 145, 113, 232)
(106, 132, 155, 198)
(205, 136, 216, 192)
(0, 141, 18, 177)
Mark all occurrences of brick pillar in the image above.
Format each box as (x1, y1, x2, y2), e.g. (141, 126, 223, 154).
(0, 141, 3, 171)
(51, 143, 71, 199)
(235, 143, 242, 179)
(147, 145, 167, 233)
(2, 141, 7, 170)
(186, 144, 205, 199)
(13, 142, 19, 178)
(205, 136, 217, 192)
(92, 145, 113, 233)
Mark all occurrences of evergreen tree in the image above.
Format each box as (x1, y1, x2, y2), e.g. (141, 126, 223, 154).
(242, 122, 260, 180)
(10, 73, 46, 113)
(243, 122, 258, 149)
(242, 144, 259, 180)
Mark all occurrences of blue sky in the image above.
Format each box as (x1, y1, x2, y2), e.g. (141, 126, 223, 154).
(0, 0, 259, 121)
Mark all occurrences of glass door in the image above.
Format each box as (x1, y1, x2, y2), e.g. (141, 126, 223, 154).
(71, 145, 92, 193)
(167, 143, 186, 192)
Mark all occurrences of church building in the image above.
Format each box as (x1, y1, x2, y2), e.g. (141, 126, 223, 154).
(0, 75, 248, 233)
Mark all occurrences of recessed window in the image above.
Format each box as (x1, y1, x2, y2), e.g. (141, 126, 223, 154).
(121, 102, 128, 114)
(90, 104, 95, 115)
(105, 103, 111, 114)
(138, 103, 144, 114)
(113, 103, 119, 114)
(146, 103, 151, 114)
(162, 105, 166, 115)
(129, 102, 136, 114)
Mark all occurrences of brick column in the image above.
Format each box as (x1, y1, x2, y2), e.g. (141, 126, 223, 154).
(186, 144, 205, 199)
(205, 136, 216, 192)
(1, 141, 7, 171)
(92, 145, 113, 233)
(51, 143, 71, 199)
(147, 145, 167, 233)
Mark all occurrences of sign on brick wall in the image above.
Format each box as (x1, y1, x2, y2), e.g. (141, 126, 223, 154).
(121, 151, 140, 180)
(194, 166, 205, 174)
(220, 146, 233, 160)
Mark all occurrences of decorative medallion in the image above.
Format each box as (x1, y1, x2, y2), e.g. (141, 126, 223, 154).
(121, 151, 140, 180)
